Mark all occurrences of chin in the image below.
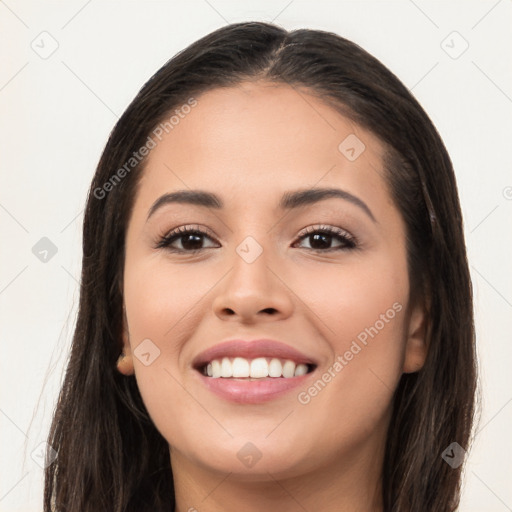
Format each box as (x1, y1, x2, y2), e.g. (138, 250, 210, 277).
(181, 436, 316, 479)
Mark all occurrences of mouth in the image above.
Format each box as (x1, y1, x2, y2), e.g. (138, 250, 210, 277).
(191, 338, 319, 404)
(198, 357, 317, 380)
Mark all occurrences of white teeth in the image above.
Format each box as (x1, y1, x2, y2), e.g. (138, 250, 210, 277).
(221, 357, 232, 377)
(211, 360, 221, 378)
(268, 358, 283, 377)
(232, 357, 250, 378)
(202, 357, 312, 379)
(282, 360, 296, 378)
(294, 363, 308, 376)
(250, 357, 268, 378)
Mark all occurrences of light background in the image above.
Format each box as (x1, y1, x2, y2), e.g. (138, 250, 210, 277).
(1, 1, 511, 511)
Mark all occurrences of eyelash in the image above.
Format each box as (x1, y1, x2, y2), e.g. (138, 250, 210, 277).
(155, 224, 357, 254)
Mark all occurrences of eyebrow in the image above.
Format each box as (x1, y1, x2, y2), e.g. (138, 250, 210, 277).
(146, 187, 376, 223)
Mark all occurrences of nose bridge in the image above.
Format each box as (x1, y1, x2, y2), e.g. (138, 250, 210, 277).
(229, 232, 274, 297)
(212, 228, 293, 321)
(227, 207, 278, 276)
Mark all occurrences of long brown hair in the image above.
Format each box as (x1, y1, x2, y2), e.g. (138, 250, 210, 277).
(44, 21, 478, 511)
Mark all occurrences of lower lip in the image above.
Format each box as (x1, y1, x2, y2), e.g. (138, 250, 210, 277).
(195, 370, 315, 404)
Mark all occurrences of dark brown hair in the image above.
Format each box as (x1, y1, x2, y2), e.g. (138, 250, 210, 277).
(44, 21, 478, 511)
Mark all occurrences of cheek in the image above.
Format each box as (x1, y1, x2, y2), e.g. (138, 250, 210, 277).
(123, 255, 213, 343)
(292, 254, 409, 439)
(291, 248, 409, 348)
(122, 255, 229, 385)
(122, 258, 215, 442)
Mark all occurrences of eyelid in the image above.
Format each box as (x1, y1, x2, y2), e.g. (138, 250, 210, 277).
(153, 224, 210, 250)
(296, 224, 356, 242)
(156, 222, 358, 253)
(159, 224, 217, 241)
(159, 223, 355, 240)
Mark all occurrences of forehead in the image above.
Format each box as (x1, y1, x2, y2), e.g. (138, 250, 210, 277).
(134, 81, 392, 215)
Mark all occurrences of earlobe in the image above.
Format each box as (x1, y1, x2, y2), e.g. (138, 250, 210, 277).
(117, 351, 135, 375)
(402, 300, 429, 374)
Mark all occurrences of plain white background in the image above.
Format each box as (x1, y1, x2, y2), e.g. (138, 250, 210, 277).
(1, 1, 511, 511)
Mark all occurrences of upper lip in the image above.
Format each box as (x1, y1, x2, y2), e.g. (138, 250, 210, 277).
(192, 339, 318, 370)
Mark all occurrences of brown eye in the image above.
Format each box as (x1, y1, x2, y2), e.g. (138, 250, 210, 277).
(156, 224, 357, 254)
(156, 226, 218, 253)
(294, 226, 357, 252)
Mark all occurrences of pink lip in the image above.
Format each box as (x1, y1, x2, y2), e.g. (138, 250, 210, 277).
(191, 338, 318, 370)
(191, 338, 318, 404)
(195, 371, 315, 404)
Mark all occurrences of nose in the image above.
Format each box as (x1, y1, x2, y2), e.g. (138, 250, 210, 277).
(212, 241, 294, 324)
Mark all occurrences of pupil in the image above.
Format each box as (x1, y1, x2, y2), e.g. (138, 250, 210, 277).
(310, 233, 330, 249)
(182, 234, 203, 250)
(179, 233, 334, 251)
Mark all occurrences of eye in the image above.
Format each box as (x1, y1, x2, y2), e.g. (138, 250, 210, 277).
(155, 224, 357, 254)
(293, 225, 357, 252)
(155, 225, 218, 253)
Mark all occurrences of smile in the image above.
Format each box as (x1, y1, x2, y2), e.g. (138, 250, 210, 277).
(201, 356, 315, 379)
(192, 338, 319, 403)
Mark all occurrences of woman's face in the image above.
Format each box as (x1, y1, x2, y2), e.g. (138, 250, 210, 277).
(120, 81, 427, 480)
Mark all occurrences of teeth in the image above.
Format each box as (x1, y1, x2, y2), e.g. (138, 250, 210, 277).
(250, 357, 268, 378)
(202, 357, 311, 379)
(282, 360, 296, 378)
(294, 363, 308, 376)
(268, 358, 283, 377)
(232, 357, 250, 377)
(211, 360, 221, 378)
(221, 357, 232, 377)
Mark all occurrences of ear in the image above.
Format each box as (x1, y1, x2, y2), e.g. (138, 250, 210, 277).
(117, 305, 135, 376)
(402, 298, 429, 374)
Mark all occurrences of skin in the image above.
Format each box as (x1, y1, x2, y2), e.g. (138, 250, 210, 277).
(117, 81, 428, 512)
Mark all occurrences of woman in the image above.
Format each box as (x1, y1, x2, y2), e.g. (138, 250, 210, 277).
(44, 21, 478, 512)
